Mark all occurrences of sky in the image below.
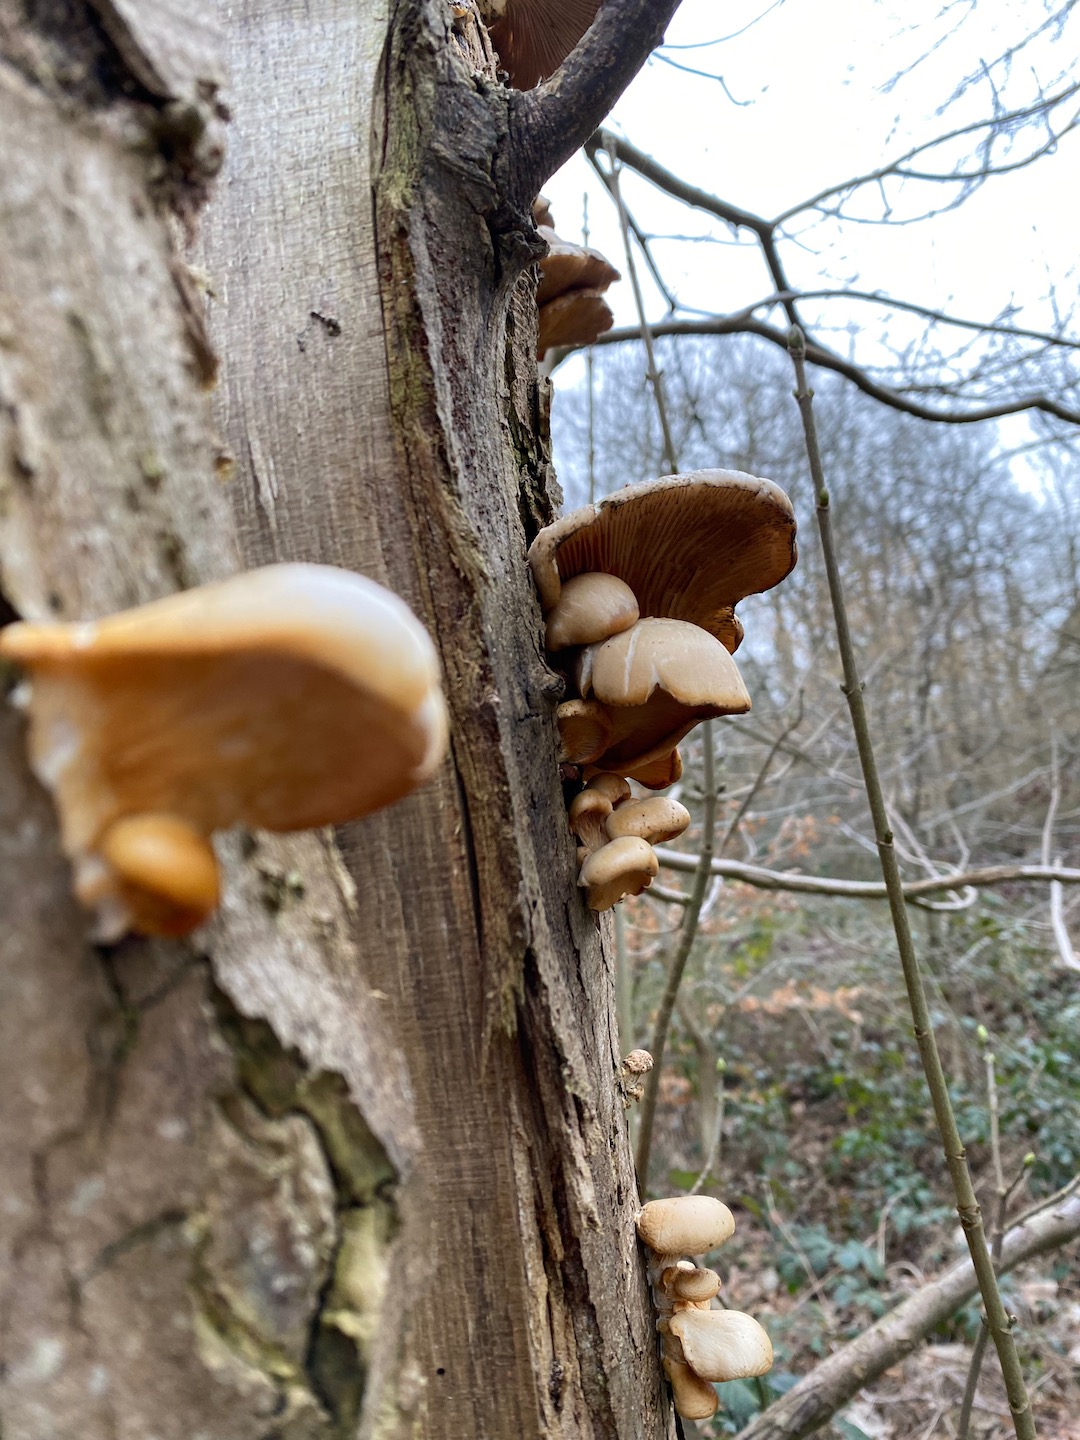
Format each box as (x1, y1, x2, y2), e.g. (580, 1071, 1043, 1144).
(543, 0, 1080, 492)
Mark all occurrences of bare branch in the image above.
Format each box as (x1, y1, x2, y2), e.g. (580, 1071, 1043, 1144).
(736, 1189, 1080, 1440)
(508, 0, 684, 207)
(651, 851, 1080, 902)
(593, 318, 1080, 426)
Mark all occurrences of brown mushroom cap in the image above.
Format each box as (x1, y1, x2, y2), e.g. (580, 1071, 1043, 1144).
(616, 748, 683, 790)
(578, 835, 658, 911)
(636, 1196, 736, 1258)
(669, 1266, 722, 1305)
(544, 572, 638, 651)
(485, 0, 602, 90)
(576, 618, 751, 773)
(667, 1309, 773, 1383)
(606, 795, 691, 846)
(568, 786, 613, 852)
(1, 564, 447, 936)
(536, 227, 621, 307)
(528, 470, 797, 653)
(538, 289, 615, 354)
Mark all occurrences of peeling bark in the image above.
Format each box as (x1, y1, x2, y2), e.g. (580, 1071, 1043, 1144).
(0, 1, 668, 1437)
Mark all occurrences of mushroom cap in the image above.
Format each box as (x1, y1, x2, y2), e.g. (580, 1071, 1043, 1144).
(662, 1357, 718, 1421)
(584, 772, 632, 805)
(606, 795, 691, 846)
(576, 618, 751, 773)
(532, 195, 554, 229)
(556, 699, 613, 765)
(536, 227, 621, 307)
(567, 785, 613, 852)
(667, 1309, 773, 1383)
(537, 289, 614, 353)
(578, 835, 658, 911)
(636, 1196, 736, 1257)
(485, 0, 602, 90)
(1, 564, 448, 921)
(668, 1266, 722, 1305)
(615, 748, 683, 790)
(544, 572, 638, 651)
(528, 470, 797, 653)
(94, 813, 221, 937)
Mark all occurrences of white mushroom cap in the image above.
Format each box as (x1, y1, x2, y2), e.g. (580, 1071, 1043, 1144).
(606, 796, 691, 846)
(636, 1196, 736, 1258)
(544, 572, 638, 651)
(1, 564, 447, 936)
(662, 1356, 719, 1421)
(578, 835, 658, 911)
(667, 1308, 774, 1383)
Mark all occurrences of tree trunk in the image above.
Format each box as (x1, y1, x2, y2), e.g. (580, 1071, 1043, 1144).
(0, 3, 670, 1436)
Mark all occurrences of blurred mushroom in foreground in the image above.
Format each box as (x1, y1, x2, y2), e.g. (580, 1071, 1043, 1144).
(1, 564, 448, 938)
(636, 1195, 773, 1421)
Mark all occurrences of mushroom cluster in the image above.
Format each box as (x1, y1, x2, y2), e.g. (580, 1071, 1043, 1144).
(529, 470, 797, 910)
(637, 1195, 773, 1422)
(0, 564, 448, 939)
(533, 197, 620, 359)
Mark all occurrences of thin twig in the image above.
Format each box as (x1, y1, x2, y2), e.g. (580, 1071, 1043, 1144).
(635, 723, 717, 1187)
(650, 851, 1080, 901)
(594, 141, 679, 475)
(958, 1031, 1022, 1440)
(786, 323, 1038, 1440)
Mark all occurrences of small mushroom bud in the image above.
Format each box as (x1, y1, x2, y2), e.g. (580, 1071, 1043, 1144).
(667, 1308, 774, 1383)
(670, 1267, 722, 1306)
(606, 796, 691, 846)
(663, 1356, 719, 1421)
(568, 786, 613, 852)
(578, 836, 657, 911)
(586, 772, 632, 805)
(556, 699, 613, 765)
(636, 1196, 735, 1261)
(544, 572, 639, 651)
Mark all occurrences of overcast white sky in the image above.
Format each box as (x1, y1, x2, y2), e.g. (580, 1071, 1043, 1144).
(543, 0, 1080, 489)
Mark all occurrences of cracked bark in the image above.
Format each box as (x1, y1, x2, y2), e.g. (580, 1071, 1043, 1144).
(0, 1, 668, 1436)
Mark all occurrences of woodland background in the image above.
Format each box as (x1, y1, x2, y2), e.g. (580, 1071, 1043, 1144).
(544, 3, 1080, 1432)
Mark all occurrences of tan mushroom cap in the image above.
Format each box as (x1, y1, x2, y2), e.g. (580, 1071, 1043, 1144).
(636, 1196, 736, 1258)
(667, 1309, 773, 1383)
(536, 227, 621, 307)
(668, 1266, 722, 1305)
(613, 747, 683, 790)
(662, 1357, 718, 1421)
(1, 564, 448, 936)
(528, 470, 797, 654)
(577, 618, 751, 774)
(544, 572, 638, 651)
(578, 835, 658, 911)
(538, 289, 615, 354)
(606, 795, 690, 846)
(568, 785, 613, 852)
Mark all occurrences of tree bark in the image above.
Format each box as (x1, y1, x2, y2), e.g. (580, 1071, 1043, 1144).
(0, 2, 669, 1436)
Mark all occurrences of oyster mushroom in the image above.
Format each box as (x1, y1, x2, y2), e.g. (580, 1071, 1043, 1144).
(578, 834, 658, 911)
(576, 617, 751, 775)
(529, 469, 797, 655)
(1, 564, 448, 938)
